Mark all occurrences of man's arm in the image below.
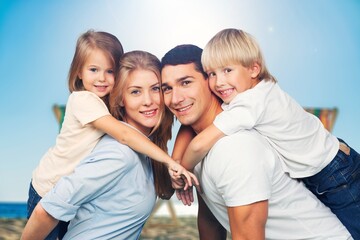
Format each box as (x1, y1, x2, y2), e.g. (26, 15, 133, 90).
(198, 192, 227, 240)
(227, 200, 268, 240)
(21, 203, 59, 240)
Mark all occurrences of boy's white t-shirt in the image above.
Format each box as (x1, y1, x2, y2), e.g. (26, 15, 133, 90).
(213, 80, 339, 178)
(32, 91, 110, 196)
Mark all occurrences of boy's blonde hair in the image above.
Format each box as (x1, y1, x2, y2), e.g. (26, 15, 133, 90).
(202, 28, 276, 82)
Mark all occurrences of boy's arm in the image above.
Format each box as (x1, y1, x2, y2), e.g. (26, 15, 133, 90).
(21, 203, 59, 240)
(172, 124, 197, 161)
(92, 115, 199, 188)
(181, 123, 225, 170)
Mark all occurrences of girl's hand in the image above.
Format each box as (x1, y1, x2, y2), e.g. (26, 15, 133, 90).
(169, 162, 202, 193)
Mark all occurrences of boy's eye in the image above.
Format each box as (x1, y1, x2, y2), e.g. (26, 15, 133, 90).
(224, 68, 232, 73)
(208, 72, 216, 77)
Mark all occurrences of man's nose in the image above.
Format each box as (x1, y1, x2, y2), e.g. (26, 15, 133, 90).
(171, 87, 184, 105)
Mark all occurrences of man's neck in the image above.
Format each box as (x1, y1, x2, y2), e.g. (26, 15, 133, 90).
(192, 95, 222, 134)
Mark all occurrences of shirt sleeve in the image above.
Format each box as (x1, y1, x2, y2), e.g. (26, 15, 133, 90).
(40, 136, 134, 221)
(213, 94, 264, 136)
(209, 132, 273, 207)
(69, 91, 110, 126)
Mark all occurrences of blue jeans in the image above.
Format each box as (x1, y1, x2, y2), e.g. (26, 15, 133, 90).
(302, 139, 360, 239)
(27, 182, 69, 240)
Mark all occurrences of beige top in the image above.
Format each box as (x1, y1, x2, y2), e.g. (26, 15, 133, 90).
(32, 91, 110, 196)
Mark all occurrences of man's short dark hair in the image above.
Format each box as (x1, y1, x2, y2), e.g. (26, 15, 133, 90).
(161, 44, 207, 79)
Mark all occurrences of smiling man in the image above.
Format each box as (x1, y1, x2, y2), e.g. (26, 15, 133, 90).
(160, 44, 352, 240)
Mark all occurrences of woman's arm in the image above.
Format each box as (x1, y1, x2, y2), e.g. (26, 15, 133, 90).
(92, 115, 199, 188)
(21, 203, 59, 240)
(181, 123, 225, 170)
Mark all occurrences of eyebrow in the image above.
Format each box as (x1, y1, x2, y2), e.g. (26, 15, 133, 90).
(162, 75, 193, 86)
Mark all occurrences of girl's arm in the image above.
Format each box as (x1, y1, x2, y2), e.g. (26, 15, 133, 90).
(181, 123, 225, 170)
(92, 115, 199, 188)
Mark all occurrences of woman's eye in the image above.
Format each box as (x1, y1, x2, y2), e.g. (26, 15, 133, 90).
(131, 90, 140, 95)
(152, 86, 160, 92)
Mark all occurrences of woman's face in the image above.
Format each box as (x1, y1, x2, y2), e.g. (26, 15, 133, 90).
(122, 69, 161, 136)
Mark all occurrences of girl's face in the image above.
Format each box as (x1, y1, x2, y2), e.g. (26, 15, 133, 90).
(207, 63, 260, 104)
(122, 69, 161, 136)
(78, 48, 115, 98)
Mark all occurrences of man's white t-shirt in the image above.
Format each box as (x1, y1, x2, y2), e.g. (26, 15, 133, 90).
(194, 129, 351, 240)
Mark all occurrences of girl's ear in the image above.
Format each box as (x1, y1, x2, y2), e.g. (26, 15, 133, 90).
(250, 62, 261, 79)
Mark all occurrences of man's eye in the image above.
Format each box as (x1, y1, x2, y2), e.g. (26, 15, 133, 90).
(162, 86, 171, 93)
(181, 80, 191, 86)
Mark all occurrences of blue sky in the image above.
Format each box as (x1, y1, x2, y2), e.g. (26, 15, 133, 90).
(1, 0, 359, 202)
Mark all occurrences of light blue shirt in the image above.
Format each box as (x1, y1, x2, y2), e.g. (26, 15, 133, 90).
(41, 134, 156, 240)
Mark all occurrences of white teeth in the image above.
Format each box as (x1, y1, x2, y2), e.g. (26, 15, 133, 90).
(219, 89, 232, 95)
(142, 110, 156, 115)
(178, 105, 191, 112)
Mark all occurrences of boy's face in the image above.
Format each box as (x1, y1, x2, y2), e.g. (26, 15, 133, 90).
(161, 63, 213, 128)
(207, 63, 260, 104)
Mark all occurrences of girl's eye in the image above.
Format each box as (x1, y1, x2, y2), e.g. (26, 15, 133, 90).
(107, 69, 114, 74)
(90, 67, 98, 72)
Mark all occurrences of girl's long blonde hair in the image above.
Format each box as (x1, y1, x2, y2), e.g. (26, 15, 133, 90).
(68, 30, 124, 107)
(110, 50, 174, 199)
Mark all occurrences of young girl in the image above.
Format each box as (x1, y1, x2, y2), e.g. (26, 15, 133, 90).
(27, 30, 198, 239)
(178, 28, 360, 238)
(22, 50, 176, 240)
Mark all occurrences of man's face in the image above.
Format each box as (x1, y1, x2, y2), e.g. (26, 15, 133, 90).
(161, 63, 212, 127)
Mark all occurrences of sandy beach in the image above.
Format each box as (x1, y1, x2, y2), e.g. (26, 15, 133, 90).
(0, 217, 231, 240)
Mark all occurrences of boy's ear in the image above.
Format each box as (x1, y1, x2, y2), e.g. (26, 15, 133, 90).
(250, 62, 261, 79)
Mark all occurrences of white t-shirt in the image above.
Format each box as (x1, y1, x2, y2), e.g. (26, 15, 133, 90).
(194, 129, 351, 240)
(32, 91, 110, 196)
(213, 80, 339, 178)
